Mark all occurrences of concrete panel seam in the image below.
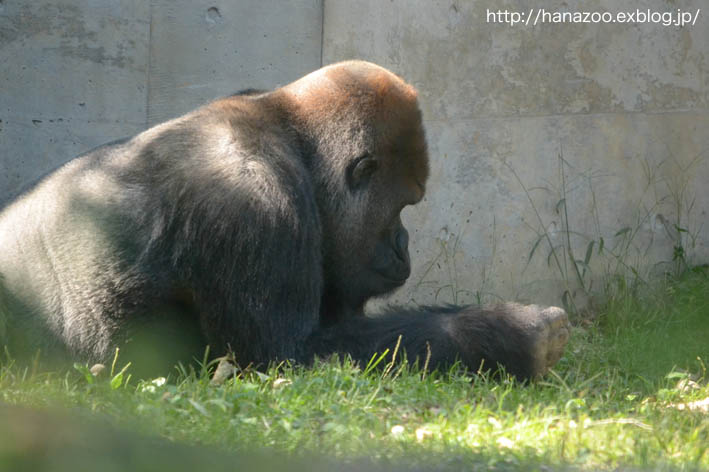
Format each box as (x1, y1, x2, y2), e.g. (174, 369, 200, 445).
(146, 2, 154, 129)
(423, 108, 709, 124)
(320, 0, 325, 67)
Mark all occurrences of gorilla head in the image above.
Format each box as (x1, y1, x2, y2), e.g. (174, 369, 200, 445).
(280, 62, 429, 319)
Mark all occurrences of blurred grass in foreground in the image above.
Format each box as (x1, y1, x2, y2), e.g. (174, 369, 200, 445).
(1, 270, 708, 471)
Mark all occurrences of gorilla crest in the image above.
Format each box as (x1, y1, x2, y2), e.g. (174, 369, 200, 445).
(0, 61, 570, 379)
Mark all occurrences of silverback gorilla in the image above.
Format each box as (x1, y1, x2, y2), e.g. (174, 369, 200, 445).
(0, 61, 569, 379)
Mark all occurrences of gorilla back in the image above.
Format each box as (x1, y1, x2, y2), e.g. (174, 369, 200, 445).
(0, 61, 569, 378)
(0, 77, 325, 372)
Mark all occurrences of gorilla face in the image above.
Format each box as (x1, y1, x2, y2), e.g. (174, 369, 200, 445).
(322, 155, 426, 314)
(328, 104, 427, 311)
(350, 134, 428, 303)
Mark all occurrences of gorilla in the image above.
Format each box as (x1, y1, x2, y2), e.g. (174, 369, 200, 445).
(0, 61, 569, 379)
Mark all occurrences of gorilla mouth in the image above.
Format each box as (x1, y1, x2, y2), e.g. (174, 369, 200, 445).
(376, 271, 409, 287)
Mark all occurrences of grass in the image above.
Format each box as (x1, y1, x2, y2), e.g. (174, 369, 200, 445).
(1, 270, 708, 471)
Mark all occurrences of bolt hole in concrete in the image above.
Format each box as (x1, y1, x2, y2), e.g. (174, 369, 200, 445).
(206, 7, 222, 24)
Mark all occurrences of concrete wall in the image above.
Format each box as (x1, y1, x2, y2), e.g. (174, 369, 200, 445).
(0, 0, 321, 201)
(323, 0, 708, 309)
(1, 0, 707, 309)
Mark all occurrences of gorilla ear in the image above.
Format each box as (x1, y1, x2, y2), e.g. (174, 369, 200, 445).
(347, 155, 379, 190)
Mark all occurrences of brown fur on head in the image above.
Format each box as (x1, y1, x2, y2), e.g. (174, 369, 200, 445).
(279, 61, 428, 190)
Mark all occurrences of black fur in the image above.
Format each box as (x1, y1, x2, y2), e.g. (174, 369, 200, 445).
(0, 62, 563, 379)
(308, 304, 538, 379)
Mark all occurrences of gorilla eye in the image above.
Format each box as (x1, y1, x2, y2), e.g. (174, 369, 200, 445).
(347, 155, 378, 190)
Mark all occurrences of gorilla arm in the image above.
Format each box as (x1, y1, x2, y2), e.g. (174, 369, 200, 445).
(306, 303, 570, 381)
